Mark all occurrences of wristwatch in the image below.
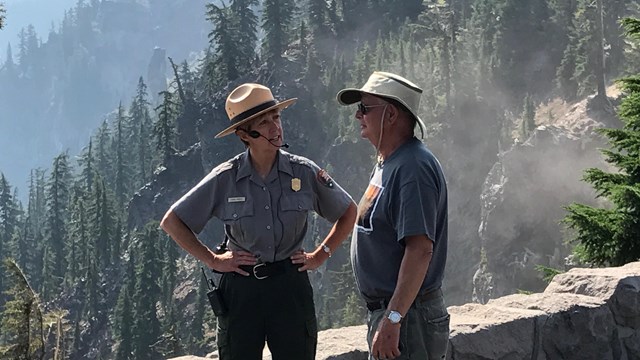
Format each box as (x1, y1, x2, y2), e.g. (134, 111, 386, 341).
(322, 244, 332, 257)
(387, 310, 402, 324)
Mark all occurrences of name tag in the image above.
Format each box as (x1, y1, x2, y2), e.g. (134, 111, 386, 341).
(228, 197, 246, 203)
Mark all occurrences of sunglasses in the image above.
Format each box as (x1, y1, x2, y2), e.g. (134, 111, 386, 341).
(357, 103, 387, 115)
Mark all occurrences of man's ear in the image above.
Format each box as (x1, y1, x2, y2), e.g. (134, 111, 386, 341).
(386, 104, 399, 124)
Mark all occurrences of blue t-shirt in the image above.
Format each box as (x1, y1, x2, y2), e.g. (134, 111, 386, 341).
(351, 137, 448, 302)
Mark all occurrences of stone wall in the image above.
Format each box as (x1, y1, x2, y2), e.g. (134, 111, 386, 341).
(169, 262, 640, 360)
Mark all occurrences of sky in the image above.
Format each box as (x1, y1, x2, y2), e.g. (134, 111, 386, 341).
(0, 0, 77, 62)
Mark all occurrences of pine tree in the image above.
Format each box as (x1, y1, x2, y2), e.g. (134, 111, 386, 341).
(132, 222, 162, 360)
(66, 190, 88, 286)
(0, 258, 45, 360)
(230, 0, 259, 74)
(520, 94, 536, 140)
(114, 284, 134, 360)
(261, 0, 295, 67)
(0, 173, 18, 262)
(89, 177, 115, 270)
(113, 102, 131, 211)
(128, 77, 153, 186)
(43, 152, 72, 296)
(160, 232, 178, 310)
(78, 140, 95, 193)
(0, 3, 5, 29)
(94, 120, 113, 181)
(557, 0, 601, 100)
(154, 90, 177, 165)
(205, 3, 238, 84)
(307, 0, 328, 40)
(563, 18, 640, 266)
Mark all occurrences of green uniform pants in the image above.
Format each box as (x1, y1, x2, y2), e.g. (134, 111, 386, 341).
(367, 291, 450, 360)
(216, 266, 318, 360)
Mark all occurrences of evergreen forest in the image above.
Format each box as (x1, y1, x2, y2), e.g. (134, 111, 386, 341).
(1, 0, 640, 358)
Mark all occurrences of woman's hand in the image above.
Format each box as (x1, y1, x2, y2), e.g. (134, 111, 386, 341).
(211, 250, 258, 276)
(290, 249, 327, 271)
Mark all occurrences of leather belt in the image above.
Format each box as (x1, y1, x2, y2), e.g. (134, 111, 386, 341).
(366, 288, 443, 312)
(238, 260, 299, 280)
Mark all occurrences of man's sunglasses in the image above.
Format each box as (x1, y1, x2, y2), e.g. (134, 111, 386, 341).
(357, 103, 387, 115)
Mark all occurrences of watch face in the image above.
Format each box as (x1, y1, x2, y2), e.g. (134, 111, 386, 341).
(388, 311, 402, 324)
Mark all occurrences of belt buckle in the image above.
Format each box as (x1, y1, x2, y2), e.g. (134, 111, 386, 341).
(253, 263, 268, 280)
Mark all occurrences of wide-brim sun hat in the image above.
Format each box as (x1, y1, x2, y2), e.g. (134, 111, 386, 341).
(215, 83, 297, 138)
(336, 71, 426, 134)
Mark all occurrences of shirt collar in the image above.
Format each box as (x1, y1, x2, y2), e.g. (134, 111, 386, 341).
(236, 149, 252, 182)
(276, 150, 294, 177)
(235, 149, 294, 182)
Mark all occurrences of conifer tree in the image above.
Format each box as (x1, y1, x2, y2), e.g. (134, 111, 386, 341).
(520, 94, 536, 140)
(114, 284, 134, 360)
(94, 120, 113, 183)
(132, 222, 162, 360)
(84, 256, 101, 325)
(230, 0, 259, 74)
(160, 232, 178, 310)
(557, 0, 600, 100)
(0, 173, 17, 262)
(78, 140, 95, 193)
(563, 18, 640, 266)
(0, 3, 5, 29)
(206, 3, 238, 84)
(307, 0, 328, 39)
(128, 77, 153, 186)
(113, 102, 130, 211)
(66, 191, 88, 286)
(43, 152, 72, 293)
(261, 0, 295, 67)
(154, 90, 177, 165)
(25, 169, 46, 289)
(114, 245, 136, 360)
(89, 177, 115, 270)
(0, 258, 45, 360)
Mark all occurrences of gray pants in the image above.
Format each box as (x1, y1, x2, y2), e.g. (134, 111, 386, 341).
(367, 292, 450, 360)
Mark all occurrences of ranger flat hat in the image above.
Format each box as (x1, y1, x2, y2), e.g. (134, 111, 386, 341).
(215, 83, 297, 138)
(336, 71, 426, 134)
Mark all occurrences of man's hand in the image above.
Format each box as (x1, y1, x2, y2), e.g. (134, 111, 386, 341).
(371, 318, 402, 360)
(211, 250, 258, 276)
(290, 249, 326, 271)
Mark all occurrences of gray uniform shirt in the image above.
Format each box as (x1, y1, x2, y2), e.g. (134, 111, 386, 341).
(351, 137, 448, 302)
(172, 149, 353, 263)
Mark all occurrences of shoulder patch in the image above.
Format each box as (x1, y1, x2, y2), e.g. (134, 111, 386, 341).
(317, 169, 335, 188)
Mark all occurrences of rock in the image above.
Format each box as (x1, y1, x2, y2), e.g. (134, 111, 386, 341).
(168, 262, 640, 360)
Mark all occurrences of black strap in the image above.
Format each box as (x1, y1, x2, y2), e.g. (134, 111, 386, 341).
(230, 100, 277, 124)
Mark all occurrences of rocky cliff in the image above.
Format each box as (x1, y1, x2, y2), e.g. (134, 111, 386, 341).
(168, 261, 640, 360)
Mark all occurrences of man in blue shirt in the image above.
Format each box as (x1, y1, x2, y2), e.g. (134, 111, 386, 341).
(337, 72, 450, 360)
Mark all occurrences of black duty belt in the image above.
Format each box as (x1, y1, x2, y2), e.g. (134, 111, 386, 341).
(238, 260, 300, 280)
(366, 288, 443, 312)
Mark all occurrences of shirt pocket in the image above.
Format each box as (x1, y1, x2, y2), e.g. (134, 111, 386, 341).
(280, 192, 314, 239)
(221, 200, 254, 222)
(221, 200, 254, 243)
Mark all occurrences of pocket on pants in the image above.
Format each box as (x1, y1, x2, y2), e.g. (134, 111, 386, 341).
(426, 313, 450, 359)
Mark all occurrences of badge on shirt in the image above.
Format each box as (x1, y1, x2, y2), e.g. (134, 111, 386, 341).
(317, 169, 334, 188)
(228, 197, 246, 203)
(291, 178, 301, 192)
